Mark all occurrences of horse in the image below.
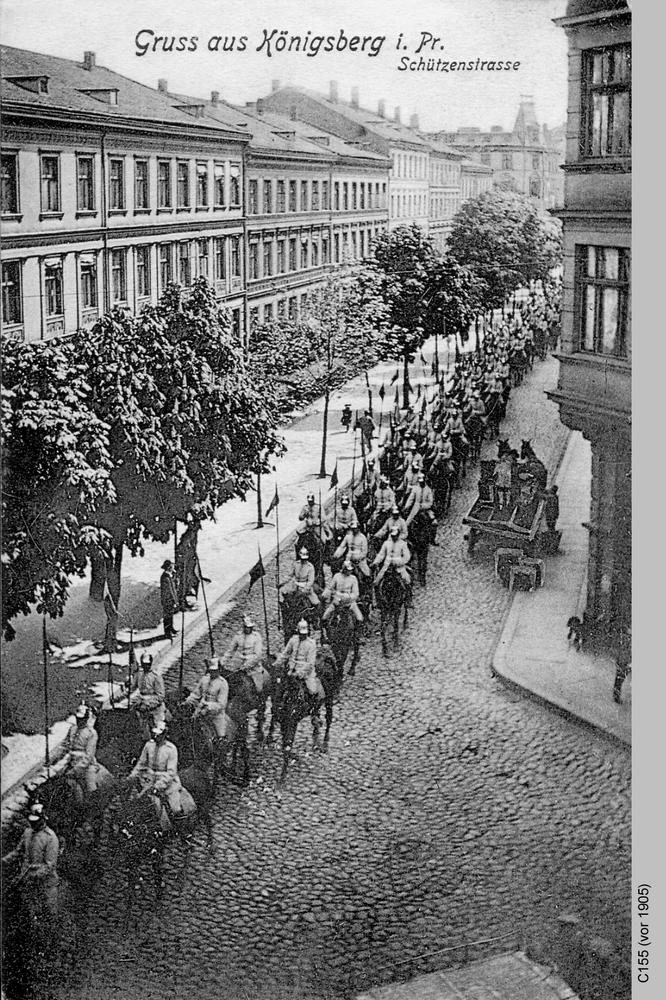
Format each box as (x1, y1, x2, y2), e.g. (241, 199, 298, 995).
(112, 762, 214, 920)
(217, 665, 274, 786)
(430, 457, 454, 518)
(450, 433, 469, 486)
(25, 757, 119, 855)
(485, 394, 504, 440)
(281, 588, 322, 642)
(407, 509, 432, 587)
(520, 440, 548, 490)
(497, 438, 511, 460)
(374, 565, 409, 657)
(294, 527, 326, 587)
(465, 413, 486, 463)
(167, 698, 224, 789)
(269, 648, 341, 783)
(95, 705, 147, 774)
(325, 603, 361, 678)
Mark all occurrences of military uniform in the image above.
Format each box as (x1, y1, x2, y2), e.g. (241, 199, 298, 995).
(130, 737, 186, 814)
(276, 633, 320, 696)
(298, 503, 331, 540)
(373, 536, 411, 585)
(221, 630, 264, 672)
(374, 484, 396, 513)
(280, 558, 319, 605)
(405, 483, 435, 527)
(130, 668, 166, 727)
(374, 515, 408, 542)
(333, 504, 358, 533)
(323, 571, 363, 622)
(66, 721, 99, 794)
(334, 530, 370, 576)
(185, 672, 229, 738)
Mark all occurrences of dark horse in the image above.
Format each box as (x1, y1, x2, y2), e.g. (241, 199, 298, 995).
(408, 510, 432, 587)
(113, 762, 214, 921)
(430, 455, 455, 518)
(281, 588, 322, 641)
(294, 527, 326, 587)
(520, 440, 548, 490)
(326, 604, 362, 678)
(374, 565, 410, 656)
(268, 647, 340, 783)
(465, 413, 486, 463)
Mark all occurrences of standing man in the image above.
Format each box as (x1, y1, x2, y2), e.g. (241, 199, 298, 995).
(2, 803, 60, 924)
(129, 653, 166, 734)
(160, 560, 179, 639)
(356, 409, 376, 454)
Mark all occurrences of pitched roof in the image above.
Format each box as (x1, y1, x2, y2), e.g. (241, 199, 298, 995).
(0, 45, 246, 139)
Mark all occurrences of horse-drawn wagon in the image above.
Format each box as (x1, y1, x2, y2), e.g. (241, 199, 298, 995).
(462, 453, 546, 560)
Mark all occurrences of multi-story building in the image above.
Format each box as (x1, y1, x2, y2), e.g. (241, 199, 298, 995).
(1, 47, 250, 342)
(550, 0, 631, 641)
(460, 158, 495, 203)
(433, 98, 566, 211)
(262, 83, 430, 233)
(424, 137, 465, 252)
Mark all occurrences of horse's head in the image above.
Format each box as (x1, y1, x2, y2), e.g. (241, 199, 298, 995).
(521, 439, 532, 459)
(113, 791, 164, 857)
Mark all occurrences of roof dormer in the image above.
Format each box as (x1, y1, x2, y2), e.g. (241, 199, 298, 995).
(6, 75, 49, 94)
(79, 88, 119, 105)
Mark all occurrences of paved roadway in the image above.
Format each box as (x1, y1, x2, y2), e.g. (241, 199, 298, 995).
(47, 358, 630, 1000)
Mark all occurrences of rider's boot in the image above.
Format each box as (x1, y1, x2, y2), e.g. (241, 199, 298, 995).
(406, 584, 414, 608)
(430, 522, 439, 546)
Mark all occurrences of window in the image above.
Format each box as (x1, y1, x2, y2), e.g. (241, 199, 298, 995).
(215, 238, 225, 281)
(77, 155, 95, 211)
(158, 160, 172, 209)
(582, 44, 631, 157)
(135, 247, 150, 298)
(44, 263, 63, 315)
(277, 299, 286, 319)
(351, 183, 357, 210)
(1, 154, 19, 214)
(110, 250, 127, 302)
(288, 297, 297, 320)
(249, 179, 259, 214)
(360, 183, 365, 210)
(322, 236, 330, 264)
(351, 231, 358, 258)
(301, 238, 309, 269)
(289, 180, 297, 212)
(264, 302, 273, 323)
(334, 232, 340, 262)
(2, 261, 22, 325)
(230, 237, 241, 278)
(177, 162, 190, 208)
(322, 181, 329, 210)
(214, 163, 225, 207)
(276, 180, 286, 213)
(501, 153, 513, 171)
(250, 306, 259, 331)
(263, 180, 272, 214)
(197, 239, 209, 279)
(480, 152, 491, 166)
(159, 244, 173, 289)
(367, 185, 373, 210)
(229, 165, 241, 207)
(135, 159, 149, 210)
(312, 181, 319, 210)
(109, 158, 125, 211)
(232, 308, 242, 339)
(178, 243, 191, 285)
(300, 180, 308, 212)
(532, 154, 540, 171)
(334, 182, 340, 211)
(80, 260, 98, 308)
(249, 242, 259, 279)
(41, 155, 60, 213)
(263, 240, 273, 276)
(577, 246, 630, 358)
(529, 178, 541, 198)
(277, 239, 286, 274)
(311, 238, 319, 267)
(289, 238, 297, 271)
(196, 162, 208, 207)
(343, 183, 349, 211)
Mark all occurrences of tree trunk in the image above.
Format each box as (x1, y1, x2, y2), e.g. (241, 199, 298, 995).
(89, 551, 106, 602)
(402, 353, 410, 410)
(101, 542, 123, 654)
(318, 387, 330, 478)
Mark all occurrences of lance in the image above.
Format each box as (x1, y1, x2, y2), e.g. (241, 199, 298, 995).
(196, 553, 215, 656)
(275, 490, 282, 629)
(257, 546, 271, 659)
(107, 647, 115, 708)
(42, 615, 51, 777)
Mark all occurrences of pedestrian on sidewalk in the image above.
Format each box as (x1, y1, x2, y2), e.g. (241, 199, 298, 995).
(613, 625, 631, 704)
(160, 560, 179, 640)
(544, 485, 560, 532)
(356, 410, 376, 453)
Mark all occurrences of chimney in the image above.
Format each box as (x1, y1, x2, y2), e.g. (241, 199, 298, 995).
(245, 101, 256, 111)
(394, 107, 401, 124)
(351, 87, 359, 108)
(83, 51, 96, 71)
(158, 79, 168, 94)
(271, 79, 281, 92)
(378, 99, 385, 117)
(290, 106, 297, 121)
(330, 80, 339, 103)
(211, 91, 220, 106)
(410, 113, 419, 130)
(256, 97, 265, 114)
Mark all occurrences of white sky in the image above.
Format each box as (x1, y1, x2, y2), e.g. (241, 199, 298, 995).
(1, 0, 569, 132)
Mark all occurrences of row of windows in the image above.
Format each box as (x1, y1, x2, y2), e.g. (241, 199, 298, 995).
(430, 162, 460, 184)
(249, 294, 312, 329)
(429, 193, 461, 220)
(1, 237, 243, 327)
(248, 178, 387, 215)
(392, 152, 428, 180)
(246, 224, 378, 279)
(0, 152, 242, 217)
(390, 191, 429, 218)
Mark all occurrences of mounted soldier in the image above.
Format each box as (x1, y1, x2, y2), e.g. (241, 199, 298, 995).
(129, 721, 192, 819)
(298, 493, 331, 542)
(404, 472, 438, 545)
(184, 657, 229, 740)
(2, 803, 60, 923)
(65, 704, 100, 799)
(373, 525, 412, 590)
(322, 560, 364, 628)
(275, 619, 323, 703)
(220, 616, 264, 697)
(374, 505, 408, 542)
(333, 493, 358, 535)
(334, 522, 371, 579)
(129, 653, 166, 737)
(279, 546, 320, 607)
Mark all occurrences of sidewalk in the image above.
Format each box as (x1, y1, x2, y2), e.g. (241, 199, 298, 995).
(492, 430, 631, 747)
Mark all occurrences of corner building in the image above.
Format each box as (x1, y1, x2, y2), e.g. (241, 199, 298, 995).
(550, 0, 631, 641)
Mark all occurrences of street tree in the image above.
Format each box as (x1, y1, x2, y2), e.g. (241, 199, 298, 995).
(2, 338, 115, 641)
(447, 189, 563, 311)
(369, 225, 478, 405)
(76, 279, 283, 644)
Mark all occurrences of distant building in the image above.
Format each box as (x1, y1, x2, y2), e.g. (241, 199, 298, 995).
(432, 98, 565, 211)
(550, 0, 631, 641)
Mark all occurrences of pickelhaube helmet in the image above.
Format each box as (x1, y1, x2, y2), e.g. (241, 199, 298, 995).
(297, 619, 309, 634)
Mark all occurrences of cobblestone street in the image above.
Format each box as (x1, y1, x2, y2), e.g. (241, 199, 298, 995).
(50, 359, 631, 1000)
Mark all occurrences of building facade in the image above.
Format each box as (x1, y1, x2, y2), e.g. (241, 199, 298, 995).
(550, 0, 631, 641)
(433, 98, 566, 212)
(1, 48, 249, 343)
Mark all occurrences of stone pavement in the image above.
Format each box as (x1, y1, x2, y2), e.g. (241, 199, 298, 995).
(492, 430, 631, 746)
